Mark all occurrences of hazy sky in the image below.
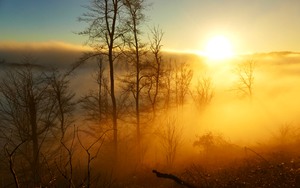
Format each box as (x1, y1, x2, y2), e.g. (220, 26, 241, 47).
(1, 0, 300, 54)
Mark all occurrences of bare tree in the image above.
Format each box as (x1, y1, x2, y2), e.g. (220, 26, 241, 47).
(79, 0, 126, 157)
(157, 61, 193, 111)
(0, 56, 77, 186)
(161, 61, 173, 110)
(175, 62, 193, 107)
(47, 71, 75, 138)
(234, 59, 255, 99)
(44, 70, 76, 187)
(3, 138, 27, 188)
(191, 74, 214, 110)
(0, 64, 55, 186)
(156, 117, 183, 168)
(55, 125, 76, 188)
(77, 128, 109, 188)
(147, 26, 164, 115)
(80, 58, 110, 130)
(122, 0, 148, 162)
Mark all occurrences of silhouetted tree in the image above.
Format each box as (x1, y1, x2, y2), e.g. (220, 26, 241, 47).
(175, 62, 193, 107)
(234, 59, 255, 99)
(55, 125, 76, 188)
(147, 26, 164, 115)
(191, 74, 214, 110)
(161, 60, 173, 110)
(3, 139, 26, 188)
(47, 71, 75, 138)
(77, 128, 109, 188)
(0, 64, 55, 186)
(122, 0, 148, 162)
(0, 56, 76, 186)
(79, 0, 127, 157)
(80, 58, 110, 130)
(156, 117, 182, 168)
(157, 61, 192, 111)
(47, 71, 76, 188)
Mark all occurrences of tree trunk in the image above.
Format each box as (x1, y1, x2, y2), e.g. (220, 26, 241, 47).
(109, 47, 118, 158)
(106, 0, 119, 160)
(29, 90, 40, 186)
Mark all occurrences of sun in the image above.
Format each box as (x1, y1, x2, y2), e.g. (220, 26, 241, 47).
(204, 35, 234, 60)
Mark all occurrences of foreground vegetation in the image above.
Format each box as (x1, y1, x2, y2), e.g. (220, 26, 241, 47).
(117, 133, 300, 188)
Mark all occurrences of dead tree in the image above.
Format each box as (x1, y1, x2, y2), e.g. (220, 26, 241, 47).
(152, 170, 197, 188)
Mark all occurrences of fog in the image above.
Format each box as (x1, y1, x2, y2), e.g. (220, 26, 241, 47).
(1, 44, 300, 187)
(197, 53, 300, 143)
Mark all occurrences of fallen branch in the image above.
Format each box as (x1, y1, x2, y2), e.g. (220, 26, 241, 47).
(245, 147, 269, 164)
(152, 170, 197, 188)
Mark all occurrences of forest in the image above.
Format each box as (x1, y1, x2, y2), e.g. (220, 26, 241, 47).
(1, 0, 300, 187)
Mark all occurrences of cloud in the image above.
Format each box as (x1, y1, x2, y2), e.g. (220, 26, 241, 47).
(0, 41, 91, 51)
(0, 41, 91, 68)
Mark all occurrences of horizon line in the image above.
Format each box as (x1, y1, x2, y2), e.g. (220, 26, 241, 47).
(1, 40, 299, 57)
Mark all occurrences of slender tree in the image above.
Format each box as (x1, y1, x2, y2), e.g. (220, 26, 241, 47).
(80, 57, 109, 129)
(47, 71, 76, 187)
(175, 62, 193, 107)
(47, 71, 75, 138)
(123, 0, 147, 162)
(161, 60, 173, 110)
(79, 0, 126, 157)
(147, 26, 164, 115)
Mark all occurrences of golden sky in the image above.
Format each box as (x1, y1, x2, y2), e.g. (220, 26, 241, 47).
(1, 0, 300, 54)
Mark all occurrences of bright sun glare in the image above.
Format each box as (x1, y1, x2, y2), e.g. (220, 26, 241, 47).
(204, 35, 234, 60)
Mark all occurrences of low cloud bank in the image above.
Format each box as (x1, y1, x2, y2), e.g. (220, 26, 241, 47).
(0, 41, 91, 68)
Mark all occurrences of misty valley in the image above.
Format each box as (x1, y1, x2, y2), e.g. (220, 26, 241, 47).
(1, 47, 300, 187)
(1, 0, 300, 187)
